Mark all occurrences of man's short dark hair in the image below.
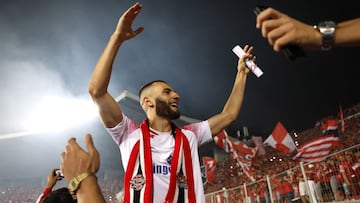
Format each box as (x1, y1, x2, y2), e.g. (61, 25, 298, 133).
(138, 80, 167, 97)
(42, 187, 76, 203)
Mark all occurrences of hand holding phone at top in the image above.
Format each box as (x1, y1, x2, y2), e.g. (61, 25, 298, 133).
(254, 5, 306, 61)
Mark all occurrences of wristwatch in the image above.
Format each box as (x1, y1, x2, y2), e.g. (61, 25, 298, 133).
(314, 21, 336, 51)
(68, 172, 94, 193)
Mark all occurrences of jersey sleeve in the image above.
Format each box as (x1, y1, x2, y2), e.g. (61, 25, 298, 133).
(106, 113, 139, 145)
(183, 120, 212, 145)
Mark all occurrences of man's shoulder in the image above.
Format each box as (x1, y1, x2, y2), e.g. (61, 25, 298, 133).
(181, 120, 211, 141)
(181, 121, 205, 132)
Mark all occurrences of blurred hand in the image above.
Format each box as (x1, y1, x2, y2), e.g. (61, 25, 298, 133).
(60, 133, 100, 181)
(256, 7, 321, 51)
(46, 168, 60, 188)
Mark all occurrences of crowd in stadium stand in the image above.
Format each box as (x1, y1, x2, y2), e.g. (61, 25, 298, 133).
(204, 103, 360, 202)
(0, 103, 359, 203)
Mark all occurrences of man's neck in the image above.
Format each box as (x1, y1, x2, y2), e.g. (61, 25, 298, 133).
(147, 116, 172, 132)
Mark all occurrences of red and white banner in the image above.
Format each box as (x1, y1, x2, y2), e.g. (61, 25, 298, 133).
(202, 156, 217, 183)
(294, 134, 340, 163)
(214, 130, 256, 181)
(263, 121, 296, 153)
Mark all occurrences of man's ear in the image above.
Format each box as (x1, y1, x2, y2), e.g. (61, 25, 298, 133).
(144, 97, 154, 108)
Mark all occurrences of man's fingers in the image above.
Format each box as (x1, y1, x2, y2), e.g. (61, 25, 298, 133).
(133, 27, 144, 36)
(85, 133, 96, 154)
(66, 137, 76, 150)
(68, 137, 76, 142)
(133, 2, 142, 15)
(60, 151, 66, 161)
(124, 2, 142, 20)
(51, 168, 59, 174)
(67, 137, 83, 152)
(85, 133, 100, 173)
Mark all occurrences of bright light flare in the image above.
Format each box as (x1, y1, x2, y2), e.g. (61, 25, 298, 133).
(22, 96, 98, 134)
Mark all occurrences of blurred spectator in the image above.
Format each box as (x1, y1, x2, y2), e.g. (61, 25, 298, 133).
(36, 168, 76, 203)
(279, 175, 294, 203)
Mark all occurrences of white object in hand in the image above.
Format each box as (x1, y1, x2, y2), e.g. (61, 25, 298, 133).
(232, 45, 263, 78)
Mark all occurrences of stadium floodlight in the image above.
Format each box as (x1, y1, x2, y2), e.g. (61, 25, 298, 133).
(21, 95, 98, 134)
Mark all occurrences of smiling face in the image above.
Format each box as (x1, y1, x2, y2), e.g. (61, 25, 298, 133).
(154, 82, 180, 120)
(155, 97, 180, 120)
(139, 81, 181, 120)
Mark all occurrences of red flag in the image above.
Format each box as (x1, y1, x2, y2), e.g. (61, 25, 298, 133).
(215, 130, 256, 181)
(213, 130, 230, 152)
(339, 105, 345, 133)
(321, 119, 338, 135)
(227, 136, 256, 181)
(230, 139, 257, 168)
(263, 121, 296, 153)
(202, 156, 217, 183)
(294, 134, 340, 163)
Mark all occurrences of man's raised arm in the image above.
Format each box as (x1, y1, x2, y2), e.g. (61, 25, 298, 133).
(88, 2, 144, 128)
(207, 45, 254, 136)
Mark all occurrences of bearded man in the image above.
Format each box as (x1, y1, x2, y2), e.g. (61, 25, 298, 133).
(88, 2, 255, 203)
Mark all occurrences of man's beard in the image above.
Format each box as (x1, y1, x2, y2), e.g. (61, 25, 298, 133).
(155, 98, 180, 120)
